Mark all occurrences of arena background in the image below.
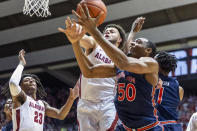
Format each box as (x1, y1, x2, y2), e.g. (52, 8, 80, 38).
(0, 0, 197, 130)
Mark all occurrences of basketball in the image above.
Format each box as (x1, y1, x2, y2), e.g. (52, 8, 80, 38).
(76, 0, 107, 26)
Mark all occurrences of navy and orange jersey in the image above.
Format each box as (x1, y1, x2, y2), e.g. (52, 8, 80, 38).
(114, 69, 158, 129)
(154, 73, 180, 121)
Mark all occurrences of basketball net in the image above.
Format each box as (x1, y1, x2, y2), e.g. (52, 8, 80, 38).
(23, 0, 51, 17)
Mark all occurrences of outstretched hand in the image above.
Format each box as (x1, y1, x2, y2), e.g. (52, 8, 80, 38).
(18, 49, 26, 66)
(58, 17, 86, 44)
(69, 80, 79, 100)
(131, 17, 145, 33)
(72, 4, 103, 34)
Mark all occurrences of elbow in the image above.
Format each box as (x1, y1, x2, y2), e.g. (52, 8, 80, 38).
(116, 62, 128, 71)
(56, 113, 65, 120)
(58, 116, 65, 120)
(83, 71, 94, 78)
(114, 57, 130, 70)
(81, 68, 94, 78)
(9, 76, 19, 87)
(9, 81, 21, 96)
(9, 81, 17, 89)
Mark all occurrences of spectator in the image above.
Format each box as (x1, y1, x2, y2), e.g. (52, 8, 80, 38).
(1, 99, 13, 131)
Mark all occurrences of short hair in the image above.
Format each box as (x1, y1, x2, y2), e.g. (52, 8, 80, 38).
(155, 51, 177, 73)
(1, 74, 47, 99)
(145, 39, 157, 57)
(103, 24, 126, 50)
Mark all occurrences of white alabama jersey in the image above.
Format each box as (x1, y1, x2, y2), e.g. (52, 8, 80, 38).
(80, 45, 116, 102)
(187, 112, 197, 131)
(12, 96, 45, 131)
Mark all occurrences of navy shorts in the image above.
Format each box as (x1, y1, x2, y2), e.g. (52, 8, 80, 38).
(163, 123, 183, 131)
(115, 123, 164, 131)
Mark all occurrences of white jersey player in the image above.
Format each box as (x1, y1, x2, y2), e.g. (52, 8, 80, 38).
(80, 45, 115, 102)
(77, 45, 117, 131)
(12, 96, 45, 131)
(59, 16, 126, 131)
(8, 49, 79, 131)
(187, 112, 197, 131)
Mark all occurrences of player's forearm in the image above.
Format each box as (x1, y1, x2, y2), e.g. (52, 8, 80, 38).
(81, 49, 94, 67)
(88, 28, 129, 69)
(72, 42, 94, 76)
(79, 35, 93, 50)
(9, 62, 24, 96)
(127, 30, 135, 44)
(57, 95, 75, 120)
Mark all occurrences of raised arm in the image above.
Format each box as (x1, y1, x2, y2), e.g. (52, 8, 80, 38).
(9, 49, 27, 108)
(58, 17, 96, 55)
(127, 17, 145, 45)
(44, 80, 79, 120)
(72, 5, 158, 74)
(80, 35, 97, 55)
(72, 42, 116, 78)
(58, 17, 116, 78)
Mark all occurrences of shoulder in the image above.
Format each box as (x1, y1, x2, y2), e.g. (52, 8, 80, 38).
(41, 100, 49, 108)
(85, 37, 98, 55)
(139, 57, 158, 64)
(139, 57, 159, 70)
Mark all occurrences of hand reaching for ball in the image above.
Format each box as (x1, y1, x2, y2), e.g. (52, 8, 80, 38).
(76, 0, 107, 26)
(58, 17, 86, 44)
(72, 4, 104, 36)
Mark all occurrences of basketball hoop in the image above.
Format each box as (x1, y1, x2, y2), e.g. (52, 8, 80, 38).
(23, 0, 51, 17)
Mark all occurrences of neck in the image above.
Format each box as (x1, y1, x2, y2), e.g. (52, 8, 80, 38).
(25, 89, 37, 100)
(159, 70, 169, 76)
(31, 94, 37, 100)
(28, 93, 37, 100)
(109, 40, 118, 47)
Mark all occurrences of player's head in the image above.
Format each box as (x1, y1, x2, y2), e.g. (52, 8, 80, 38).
(128, 38, 156, 58)
(19, 74, 46, 99)
(4, 98, 12, 117)
(103, 24, 126, 50)
(154, 51, 177, 75)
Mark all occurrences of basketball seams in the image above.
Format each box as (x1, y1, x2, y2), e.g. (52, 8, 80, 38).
(80, 2, 107, 13)
(76, 0, 107, 26)
(77, 3, 106, 25)
(87, 4, 105, 25)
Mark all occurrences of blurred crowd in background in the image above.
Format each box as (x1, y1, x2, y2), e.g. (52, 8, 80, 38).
(0, 84, 197, 131)
(0, 86, 78, 131)
(178, 95, 197, 131)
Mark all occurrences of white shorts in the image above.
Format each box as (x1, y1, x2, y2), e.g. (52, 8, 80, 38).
(77, 98, 118, 131)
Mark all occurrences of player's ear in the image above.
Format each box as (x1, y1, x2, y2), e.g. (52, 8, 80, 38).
(145, 48, 152, 56)
(116, 37, 122, 48)
(117, 37, 122, 44)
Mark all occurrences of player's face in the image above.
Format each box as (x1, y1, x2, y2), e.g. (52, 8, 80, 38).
(103, 27, 122, 47)
(4, 99, 12, 115)
(21, 76, 37, 93)
(128, 38, 149, 58)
